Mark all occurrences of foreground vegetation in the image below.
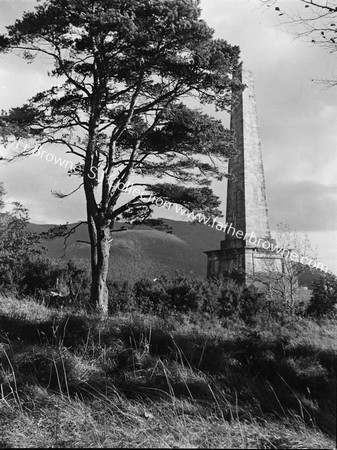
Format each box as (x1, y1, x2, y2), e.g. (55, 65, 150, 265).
(0, 292, 335, 448)
(0, 183, 336, 447)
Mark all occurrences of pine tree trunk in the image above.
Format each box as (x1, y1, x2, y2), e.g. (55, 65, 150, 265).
(89, 217, 111, 315)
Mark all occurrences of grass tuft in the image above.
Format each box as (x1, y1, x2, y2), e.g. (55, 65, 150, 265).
(0, 294, 335, 448)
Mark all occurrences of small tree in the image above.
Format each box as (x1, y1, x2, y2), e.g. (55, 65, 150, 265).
(0, 0, 242, 314)
(0, 182, 45, 290)
(247, 224, 317, 311)
(307, 272, 337, 318)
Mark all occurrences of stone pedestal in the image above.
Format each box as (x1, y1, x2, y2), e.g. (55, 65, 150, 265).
(206, 247, 284, 281)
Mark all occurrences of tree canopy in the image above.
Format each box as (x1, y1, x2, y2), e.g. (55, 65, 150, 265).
(0, 0, 242, 312)
(0, 182, 45, 289)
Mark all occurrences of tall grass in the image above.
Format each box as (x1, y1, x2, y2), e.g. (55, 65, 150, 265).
(0, 294, 335, 448)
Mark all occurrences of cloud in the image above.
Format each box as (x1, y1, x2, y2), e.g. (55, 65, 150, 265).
(0, 0, 336, 271)
(0, 147, 85, 224)
(0, 1, 36, 28)
(268, 180, 337, 231)
(200, 0, 337, 237)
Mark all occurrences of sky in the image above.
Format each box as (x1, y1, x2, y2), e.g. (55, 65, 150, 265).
(0, 0, 336, 273)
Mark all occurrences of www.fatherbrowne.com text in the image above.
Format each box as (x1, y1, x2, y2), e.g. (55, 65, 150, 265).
(116, 181, 328, 274)
(8, 139, 328, 273)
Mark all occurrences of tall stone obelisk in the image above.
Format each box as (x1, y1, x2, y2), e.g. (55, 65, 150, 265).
(205, 67, 282, 279)
(225, 69, 271, 245)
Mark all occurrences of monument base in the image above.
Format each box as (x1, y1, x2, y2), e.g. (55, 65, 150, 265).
(204, 244, 301, 301)
(205, 246, 284, 283)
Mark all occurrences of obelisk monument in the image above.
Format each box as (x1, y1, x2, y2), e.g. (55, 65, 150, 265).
(205, 67, 282, 279)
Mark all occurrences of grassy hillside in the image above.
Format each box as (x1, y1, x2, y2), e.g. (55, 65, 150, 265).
(28, 219, 226, 281)
(0, 294, 335, 448)
(28, 219, 321, 286)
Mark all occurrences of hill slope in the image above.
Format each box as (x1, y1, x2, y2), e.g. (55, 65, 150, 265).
(28, 219, 321, 286)
(28, 219, 225, 282)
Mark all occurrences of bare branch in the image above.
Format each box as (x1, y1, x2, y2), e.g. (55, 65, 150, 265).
(51, 183, 83, 199)
(41, 221, 87, 258)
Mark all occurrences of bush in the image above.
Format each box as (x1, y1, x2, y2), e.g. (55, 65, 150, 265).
(218, 280, 267, 324)
(20, 257, 91, 308)
(133, 277, 170, 314)
(63, 259, 91, 300)
(131, 276, 224, 316)
(0, 183, 91, 306)
(107, 275, 268, 323)
(307, 273, 337, 318)
(21, 257, 64, 294)
(0, 198, 45, 290)
(108, 280, 136, 314)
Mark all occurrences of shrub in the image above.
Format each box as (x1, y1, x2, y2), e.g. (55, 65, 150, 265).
(0, 194, 45, 290)
(20, 257, 64, 294)
(62, 259, 91, 300)
(108, 276, 222, 316)
(133, 277, 170, 314)
(238, 286, 267, 325)
(107, 275, 268, 323)
(20, 257, 91, 308)
(307, 273, 337, 318)
(218, 280, 267, 324)
(108, 280, 136, 313)
(165, 276, 207, 313)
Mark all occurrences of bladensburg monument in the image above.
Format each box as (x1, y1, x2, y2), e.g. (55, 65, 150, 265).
(205, 67, 283, 281)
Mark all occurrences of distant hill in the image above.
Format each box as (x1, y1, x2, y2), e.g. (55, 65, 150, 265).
(27, 219, 225, 282)
(27, 219, 322, 286)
